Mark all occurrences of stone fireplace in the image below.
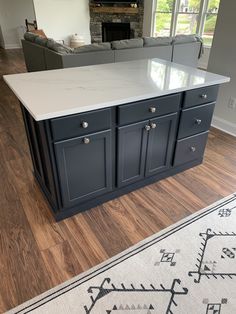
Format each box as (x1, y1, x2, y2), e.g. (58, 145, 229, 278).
(89, 1, 144, 43)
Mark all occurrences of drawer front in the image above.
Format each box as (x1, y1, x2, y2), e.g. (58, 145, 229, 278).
(51, 108, 111, 141)
(183, 85, 219, 108)
(178, 102, 215, 139)
(118, 93, 181, 125)
(174, 131, 209, 167)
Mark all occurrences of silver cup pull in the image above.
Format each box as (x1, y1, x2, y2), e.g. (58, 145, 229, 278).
(145, 125, 151, 131)
(201, 94, 207, 99)
(81, 121, 89, 128)
(150, 122, 157, 129)
(195, 119, 202, 125)
(190, 146, 196, 152)
(83, 137, 90, 144)
(149, 107, 156, 113)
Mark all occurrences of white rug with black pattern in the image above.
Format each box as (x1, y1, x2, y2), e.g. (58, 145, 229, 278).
(7, 193, 236, 314)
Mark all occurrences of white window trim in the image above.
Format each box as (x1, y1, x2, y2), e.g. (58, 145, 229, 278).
(152, 0, 219, 47)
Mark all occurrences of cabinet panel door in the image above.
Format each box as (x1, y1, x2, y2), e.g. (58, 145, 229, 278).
(145, 113, 178, 177)
(54, 130, 112, 208)
(117, 120, 149, 187)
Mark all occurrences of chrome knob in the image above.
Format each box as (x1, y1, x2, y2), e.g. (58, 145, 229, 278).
(145, 125, 151, 131)
(195, 119, 202, 125)
(201, 94, 207, 99)
(149, 107, 156, 113)
(81, 121, 88, 128)
(150, 122, 157, 129)
(83, 137, 90, 144)
(190, 146, 196, 152)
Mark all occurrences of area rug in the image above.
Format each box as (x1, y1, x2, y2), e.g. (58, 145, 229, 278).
(7, 193, 236, 314)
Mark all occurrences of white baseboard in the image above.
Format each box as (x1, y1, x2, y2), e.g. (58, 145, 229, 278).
(211, 116, 236, 137)
(4, 43, 21, 49)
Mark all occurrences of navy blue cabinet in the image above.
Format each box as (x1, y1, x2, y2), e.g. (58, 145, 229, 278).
(146, 113, 178, 177)
(54, 130, 112, 208)
(21, 85, 219, 220)
(117, 113, 178, 187)
(117, 120, 149, 187)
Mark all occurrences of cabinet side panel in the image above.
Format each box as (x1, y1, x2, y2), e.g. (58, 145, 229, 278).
(37, 123, 58, 208)
(21, 105, 59, 210)
(21, 106, 44, 179)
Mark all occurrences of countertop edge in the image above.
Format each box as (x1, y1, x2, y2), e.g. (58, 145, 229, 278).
(4, 75, 230, 121)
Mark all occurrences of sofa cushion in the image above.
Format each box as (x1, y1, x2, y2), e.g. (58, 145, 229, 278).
(24, 32, 39, 42)
(35, 36, 48, 47)
(111, 38, 144, 50)
(143, 36, 172, 47)
(74, 42, 111, 53)
(173, 35, 198, 44)
(46, 39, 73, 54)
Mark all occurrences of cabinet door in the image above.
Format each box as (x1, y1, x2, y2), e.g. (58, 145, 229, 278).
(117, 120, 149, 187)
(145, 113, 178, 177)
(54, 130, 112, 208)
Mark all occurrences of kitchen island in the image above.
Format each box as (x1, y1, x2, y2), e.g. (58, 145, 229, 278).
(4, 59, 229, 220)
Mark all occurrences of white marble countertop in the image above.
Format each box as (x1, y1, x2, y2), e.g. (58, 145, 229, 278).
(4, 58, 230, 121)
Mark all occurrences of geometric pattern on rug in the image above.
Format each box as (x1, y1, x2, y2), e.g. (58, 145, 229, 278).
(203, 297, 228, 314)
(6, 193, 236, 314)
(84, 278, 188, 313)
(189, 228, 236, 283)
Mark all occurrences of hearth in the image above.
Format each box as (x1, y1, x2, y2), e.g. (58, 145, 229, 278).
(102, 22, 131, 42)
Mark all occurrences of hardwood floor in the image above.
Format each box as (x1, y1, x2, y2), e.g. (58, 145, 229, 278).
(0, 48, 236, 312)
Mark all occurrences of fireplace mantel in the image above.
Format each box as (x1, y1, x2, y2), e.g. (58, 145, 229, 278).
(90, 6, 139, 14)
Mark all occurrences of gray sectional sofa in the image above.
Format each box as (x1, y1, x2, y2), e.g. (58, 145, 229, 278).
(22, 33, 203, 72)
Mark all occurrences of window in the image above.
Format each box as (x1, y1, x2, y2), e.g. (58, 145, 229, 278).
(153, 0, 220, 47)
(175, 0, 200, 35)
(202, 0, 220, 46)
(154, 0, 174, 37)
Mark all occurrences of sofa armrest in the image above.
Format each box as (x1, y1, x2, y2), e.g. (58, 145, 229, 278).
(44, 49, 64, 70)
(172, 42, 201, 67)
(22, 40, 47, 72)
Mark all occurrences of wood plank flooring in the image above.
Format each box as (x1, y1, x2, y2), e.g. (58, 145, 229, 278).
(0, 48, 236, 312)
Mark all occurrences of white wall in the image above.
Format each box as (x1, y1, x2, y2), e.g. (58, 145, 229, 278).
(0, 0, 35, 49)
(33, 0, 91, 45)
(207, 0, 236, 136)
